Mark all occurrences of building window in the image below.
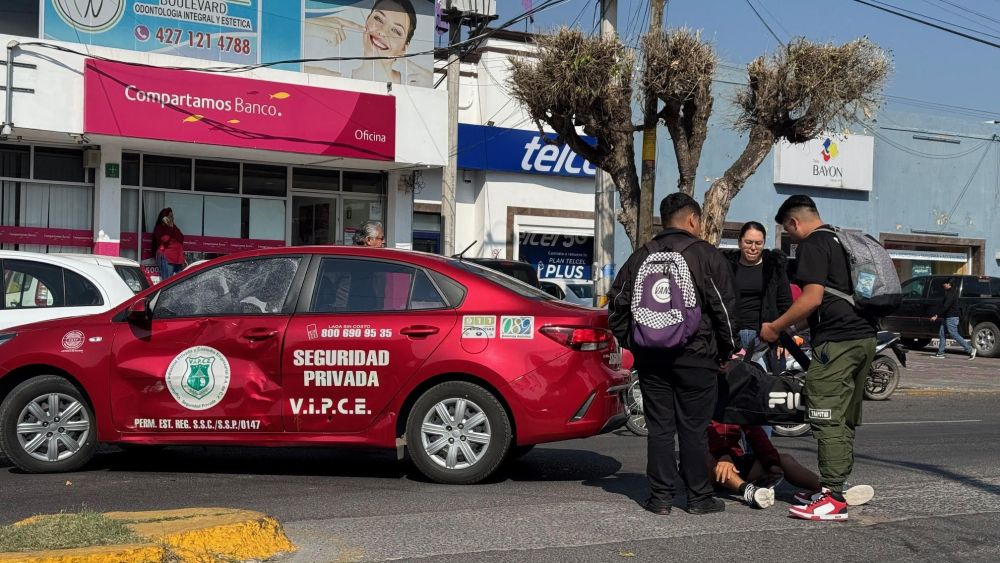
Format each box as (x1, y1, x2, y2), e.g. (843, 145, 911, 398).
(195, 159, 240, 194)
(243, 163, 287, 197)
(0, 0, 39, 37)
(143, 155, 192, 190)
(293, 167, 340, 191)
(0, 182, 93, 253)
(34, 147, 86, 182)
(0, 144, 30, 179)
(343, 171, 383, 194)
(122, 153, 141, 186)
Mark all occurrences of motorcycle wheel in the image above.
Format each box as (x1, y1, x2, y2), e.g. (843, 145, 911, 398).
(865, 354, 900, 401)
(772, 423, 810, 437)
(624, 379, 648, 437)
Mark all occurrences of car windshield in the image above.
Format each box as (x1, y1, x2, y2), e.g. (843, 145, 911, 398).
(566, 283, 593, 299)
(453, 261, 553, 300)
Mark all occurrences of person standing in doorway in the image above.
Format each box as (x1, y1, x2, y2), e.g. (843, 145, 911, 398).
(931, 278, 976, 360)
(723, 221, 793, 354)
(153, 207, 185, 281)
(760, 195, 877, 522)
(610, 193, 739, 516)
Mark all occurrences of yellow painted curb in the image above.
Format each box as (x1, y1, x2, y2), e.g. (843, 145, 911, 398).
(0, 508, 296, 563)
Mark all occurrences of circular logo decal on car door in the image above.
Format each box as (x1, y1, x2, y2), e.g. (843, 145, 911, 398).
(165, 346, 231, 411)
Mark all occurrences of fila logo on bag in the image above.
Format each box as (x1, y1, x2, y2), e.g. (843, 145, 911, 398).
(769, 391, 805, 411)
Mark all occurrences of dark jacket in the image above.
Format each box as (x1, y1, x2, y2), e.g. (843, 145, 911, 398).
(721, 249, 794, 327)
(936, 286, 961, 318)
(609, 228, 739, 370)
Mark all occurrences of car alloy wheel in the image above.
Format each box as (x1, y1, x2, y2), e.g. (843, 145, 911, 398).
(974, 322, 999, 357)
(16, 392, 91, 462)
(420, 397, 492, 470)
(0, 375, 97, 473)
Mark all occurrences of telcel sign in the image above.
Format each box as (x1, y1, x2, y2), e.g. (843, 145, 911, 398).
(458, 124, 597, 178)
(773, 134, 874, 191)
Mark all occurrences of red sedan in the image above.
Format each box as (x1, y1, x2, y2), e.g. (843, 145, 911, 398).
(0, 247, 627, 484)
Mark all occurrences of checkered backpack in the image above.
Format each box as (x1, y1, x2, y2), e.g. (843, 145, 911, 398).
(630, 239, 702, 350)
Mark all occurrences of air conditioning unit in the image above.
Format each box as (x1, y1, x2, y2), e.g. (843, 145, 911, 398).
(445, 0, 497, 18)
(83, 148, 101, 169)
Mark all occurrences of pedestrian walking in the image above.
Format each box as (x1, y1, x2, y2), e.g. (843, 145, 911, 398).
(760, 195, 878, 521)
(610, 193, 739, 516)
(722, 221, 793, 354)
(931, 278, 976, 360)
(352, 220, 386, 247)
(153, 207, 185, 281)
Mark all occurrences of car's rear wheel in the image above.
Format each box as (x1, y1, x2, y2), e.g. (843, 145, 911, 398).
(0, 376, 97, 473)
(902, 338, 931, 351)
(405, 381, 510, 484)
(973, 322, 1000, 358)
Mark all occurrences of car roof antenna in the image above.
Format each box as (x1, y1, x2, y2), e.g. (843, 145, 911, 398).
(453, 241, 477, 260)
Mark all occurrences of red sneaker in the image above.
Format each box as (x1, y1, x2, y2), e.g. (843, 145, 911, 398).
(788, 489, 848, 521)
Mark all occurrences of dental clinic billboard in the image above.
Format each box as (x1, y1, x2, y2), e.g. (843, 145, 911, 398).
(44, 0, 435, 86)
(773, 134, 875, 191)
(84, 59, 396, 159)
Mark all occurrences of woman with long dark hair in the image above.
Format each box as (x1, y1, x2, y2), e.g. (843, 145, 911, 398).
(723, 221, 793, 353)
(153, 207, 185, 281)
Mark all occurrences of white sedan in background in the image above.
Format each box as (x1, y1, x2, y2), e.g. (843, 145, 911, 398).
(1, 251, 148, 331)
(540, 279, 595, 307)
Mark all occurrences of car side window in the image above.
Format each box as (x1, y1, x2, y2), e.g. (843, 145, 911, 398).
(927, 278, 950, 300)
(64, 270, 104, 307)
(2, 260, 65, 309)
(310, 258, 446, 313)
(961, 278, 990, 298)
(901, 278, 928, 299)
(154, 257, 300, 319)
(992, 279, 1000, 298)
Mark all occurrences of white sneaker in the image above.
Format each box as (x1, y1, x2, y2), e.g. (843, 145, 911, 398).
(744, 484, 775, 509)
(844, 484, 875, 506)
(969, 349, 977, 360)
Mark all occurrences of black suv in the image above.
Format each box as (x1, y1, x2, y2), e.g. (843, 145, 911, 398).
(882, 275, 1000, 357)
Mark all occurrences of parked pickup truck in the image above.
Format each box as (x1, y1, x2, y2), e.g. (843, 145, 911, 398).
(882, 275, 1000, 357)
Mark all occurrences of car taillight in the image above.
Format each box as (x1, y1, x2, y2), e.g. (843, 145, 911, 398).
(540, 326, 614, 352)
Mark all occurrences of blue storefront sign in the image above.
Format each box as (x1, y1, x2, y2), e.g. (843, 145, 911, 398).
(518, 233, 594, 280)
(458, 124, 597, 178)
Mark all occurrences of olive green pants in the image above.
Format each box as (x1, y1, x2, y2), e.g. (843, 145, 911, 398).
(805, 337, 877, 493)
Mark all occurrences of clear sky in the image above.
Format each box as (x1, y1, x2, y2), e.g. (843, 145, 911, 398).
(497, 0, 1000, 123)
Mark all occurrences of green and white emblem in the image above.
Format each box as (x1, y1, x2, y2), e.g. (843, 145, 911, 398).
(165, 346, 231, 410)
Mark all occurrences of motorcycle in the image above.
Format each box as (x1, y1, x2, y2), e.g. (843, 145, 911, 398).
(624, 331, 908, 438)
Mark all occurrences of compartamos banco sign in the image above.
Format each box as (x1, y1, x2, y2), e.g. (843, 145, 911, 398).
(83, 59, 396, 160)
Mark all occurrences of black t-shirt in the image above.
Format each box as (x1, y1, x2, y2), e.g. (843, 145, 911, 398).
(735, 262, 764, 331)
(794, 227, 877, 346)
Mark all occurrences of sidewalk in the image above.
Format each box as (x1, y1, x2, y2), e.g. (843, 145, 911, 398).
(900, 343, 1000, 392)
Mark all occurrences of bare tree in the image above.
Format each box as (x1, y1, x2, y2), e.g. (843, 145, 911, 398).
(508, 29, 641, 244)
(642, 28, 717, 198)
(700, 37, 891, 243)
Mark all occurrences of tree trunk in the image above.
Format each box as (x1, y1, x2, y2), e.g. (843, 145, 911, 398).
(637, 0, 668, 245)
(701, 127, 775, 245)
(611, 143, 642, 249)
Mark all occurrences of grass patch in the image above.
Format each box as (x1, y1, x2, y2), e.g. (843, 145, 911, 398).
(0, 509, 144, 553)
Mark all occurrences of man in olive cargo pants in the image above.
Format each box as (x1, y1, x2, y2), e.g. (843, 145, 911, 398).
(760, 195, 878, 521)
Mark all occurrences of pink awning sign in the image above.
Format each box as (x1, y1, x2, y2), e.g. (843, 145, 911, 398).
(84, 59, 396, 161)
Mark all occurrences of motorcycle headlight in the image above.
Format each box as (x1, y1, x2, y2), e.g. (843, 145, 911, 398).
(0, 333, 16, 346)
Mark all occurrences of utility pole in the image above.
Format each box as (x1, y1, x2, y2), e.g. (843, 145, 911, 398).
(638, 0, 666, 245)
(440, 2, 495, 257)
(593, 0, 617, 306)
(442, 19, 461, 257)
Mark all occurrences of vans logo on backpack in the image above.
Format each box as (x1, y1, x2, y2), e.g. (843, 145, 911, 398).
(651, 279, 672, 303)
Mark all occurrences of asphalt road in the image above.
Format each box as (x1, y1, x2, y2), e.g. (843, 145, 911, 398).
(2, 386, 998, 562)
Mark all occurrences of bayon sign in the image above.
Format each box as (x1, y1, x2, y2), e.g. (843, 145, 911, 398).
(773, 134, 875, 191)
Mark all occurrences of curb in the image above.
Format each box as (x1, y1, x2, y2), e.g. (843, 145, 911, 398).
(0, 508, 296, 563)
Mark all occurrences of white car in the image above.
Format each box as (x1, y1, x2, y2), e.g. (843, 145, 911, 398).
(540, 279, 595, 306)
(1, 251, 149, 331)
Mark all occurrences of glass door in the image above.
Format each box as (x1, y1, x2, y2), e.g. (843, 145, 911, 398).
(291, 195, 338, 246)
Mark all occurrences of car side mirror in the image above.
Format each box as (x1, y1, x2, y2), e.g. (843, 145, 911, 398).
(127, 298, 151, 323)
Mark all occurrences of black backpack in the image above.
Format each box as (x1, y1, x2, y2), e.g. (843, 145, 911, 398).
(714, 345, 806, 425)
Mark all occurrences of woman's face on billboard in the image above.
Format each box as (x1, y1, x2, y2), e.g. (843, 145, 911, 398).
(364, 1, 412, 58)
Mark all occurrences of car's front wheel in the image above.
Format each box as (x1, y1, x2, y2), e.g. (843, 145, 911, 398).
(0, 375, 98, 473)
(405, 381, 511, 484)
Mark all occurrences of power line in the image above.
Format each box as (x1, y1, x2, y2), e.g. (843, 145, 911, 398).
(871, 0, 1000, 41)
(851, 0, 1000, 49)
(744, 0, 785, 45)
(923, 0, 1000, 35)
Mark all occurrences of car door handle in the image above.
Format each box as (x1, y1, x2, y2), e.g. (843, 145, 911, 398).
(241, 328, 279, 341)
(400, 325, 440, 338)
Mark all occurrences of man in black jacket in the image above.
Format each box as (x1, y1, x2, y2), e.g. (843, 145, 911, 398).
(610, 193, 739, 516)
(930, 279, 976, 360)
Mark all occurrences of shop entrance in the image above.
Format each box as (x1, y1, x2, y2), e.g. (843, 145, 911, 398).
(291, 194, 383, 246)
